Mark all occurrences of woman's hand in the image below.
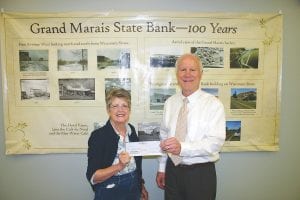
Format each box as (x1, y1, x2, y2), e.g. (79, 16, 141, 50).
(141, 183, 149, 200)
(118, 151, 131, 169)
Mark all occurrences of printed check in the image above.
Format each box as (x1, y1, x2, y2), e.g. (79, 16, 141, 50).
(126, 141, 163, 156)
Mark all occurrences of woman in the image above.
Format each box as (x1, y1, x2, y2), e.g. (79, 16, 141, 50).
(86, 88, 148, 200)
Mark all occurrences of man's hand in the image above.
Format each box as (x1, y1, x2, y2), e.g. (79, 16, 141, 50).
(156, 172, 166, 189)
(160, 137, 181, 155)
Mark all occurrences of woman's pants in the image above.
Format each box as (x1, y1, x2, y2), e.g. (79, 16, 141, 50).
(93, 170, 140, 200)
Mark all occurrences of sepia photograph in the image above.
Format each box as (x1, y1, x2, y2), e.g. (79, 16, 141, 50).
(97, 48, 130, 70)
(59, 78, 95, 100)
(21, 79, 50, 100)
(19, 50, 49, 71)
(191, 47, 224, 68)
(231, 88, 257, 109)
(104, 78, 131, 96)
(58, 49, 88, 71)
(230, 48, 259, 69)
(226, 120, 241, 141)
(150, 88, 175, 110)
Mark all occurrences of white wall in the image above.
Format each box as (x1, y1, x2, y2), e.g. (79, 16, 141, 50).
(0, 0, 300, 199)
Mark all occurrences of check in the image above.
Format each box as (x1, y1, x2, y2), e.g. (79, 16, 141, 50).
(126, 141, 163, 156)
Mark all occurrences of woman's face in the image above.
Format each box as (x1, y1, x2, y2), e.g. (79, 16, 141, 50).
(108, 97, 130, 125)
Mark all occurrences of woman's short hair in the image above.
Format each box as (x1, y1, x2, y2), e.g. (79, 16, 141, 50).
(105, 88, 131, 110)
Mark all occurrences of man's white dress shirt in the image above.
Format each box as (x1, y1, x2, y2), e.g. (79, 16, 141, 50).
(158, 89, 226, 172)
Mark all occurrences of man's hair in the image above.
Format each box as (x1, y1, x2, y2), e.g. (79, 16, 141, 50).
(175, 53, 203, 71)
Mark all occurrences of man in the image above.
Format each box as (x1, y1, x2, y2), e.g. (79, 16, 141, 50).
(156, 53, 225, 200)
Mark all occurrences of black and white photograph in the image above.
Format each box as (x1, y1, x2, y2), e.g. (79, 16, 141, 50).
(231, 88, 257, 109)
(97, 48, 130, 70)
(150, 88, 175, 110)
(230, 48, 259, 69)
(58, 49, 88, 71)
(58, 78, 95, 100)
(19, 50, 49, 71)
(138, 122, 160, 141)
(104, 78, 131, 96)
(21, 79, 50, 100)
(150, 54, 179, 68)
(191, 47, 224, 68)
(202, 88, 219, 98)
(226, 120, 241, 141)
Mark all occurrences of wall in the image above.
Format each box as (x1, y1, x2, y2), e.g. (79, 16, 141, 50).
(0, 0, 300, 199)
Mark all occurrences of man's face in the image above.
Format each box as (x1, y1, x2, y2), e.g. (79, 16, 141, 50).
(176, 56, 202, 96)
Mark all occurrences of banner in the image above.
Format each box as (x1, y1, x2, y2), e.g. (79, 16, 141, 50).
(0, 12, 282, 154)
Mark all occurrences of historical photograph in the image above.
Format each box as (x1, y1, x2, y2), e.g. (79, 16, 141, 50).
(97, 48, 130, 70)
(226, 121, 241, 141)
(150, 88, 175, 110)
(231, 88, 257, 109)
(20, 79, 50, 100)
(59, 78, 95, 100)
(150, 54, 179, 68)
(104, 78, 131, 96)
(19, 50, 49, 71)
(138, 122, 160, 141)
(202, 88, 219, 98)
(230, 48, 259, 69)
(58, 49, 88, 71)
(191, 47, 224, 68)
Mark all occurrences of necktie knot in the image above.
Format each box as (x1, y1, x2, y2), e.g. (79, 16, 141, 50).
(183, 97, 188, 104)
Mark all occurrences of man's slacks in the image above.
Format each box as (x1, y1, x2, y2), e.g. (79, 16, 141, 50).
(165, 158, 216, 200)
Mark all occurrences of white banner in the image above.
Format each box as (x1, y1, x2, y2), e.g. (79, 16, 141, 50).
(0, 12, 282, 154)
